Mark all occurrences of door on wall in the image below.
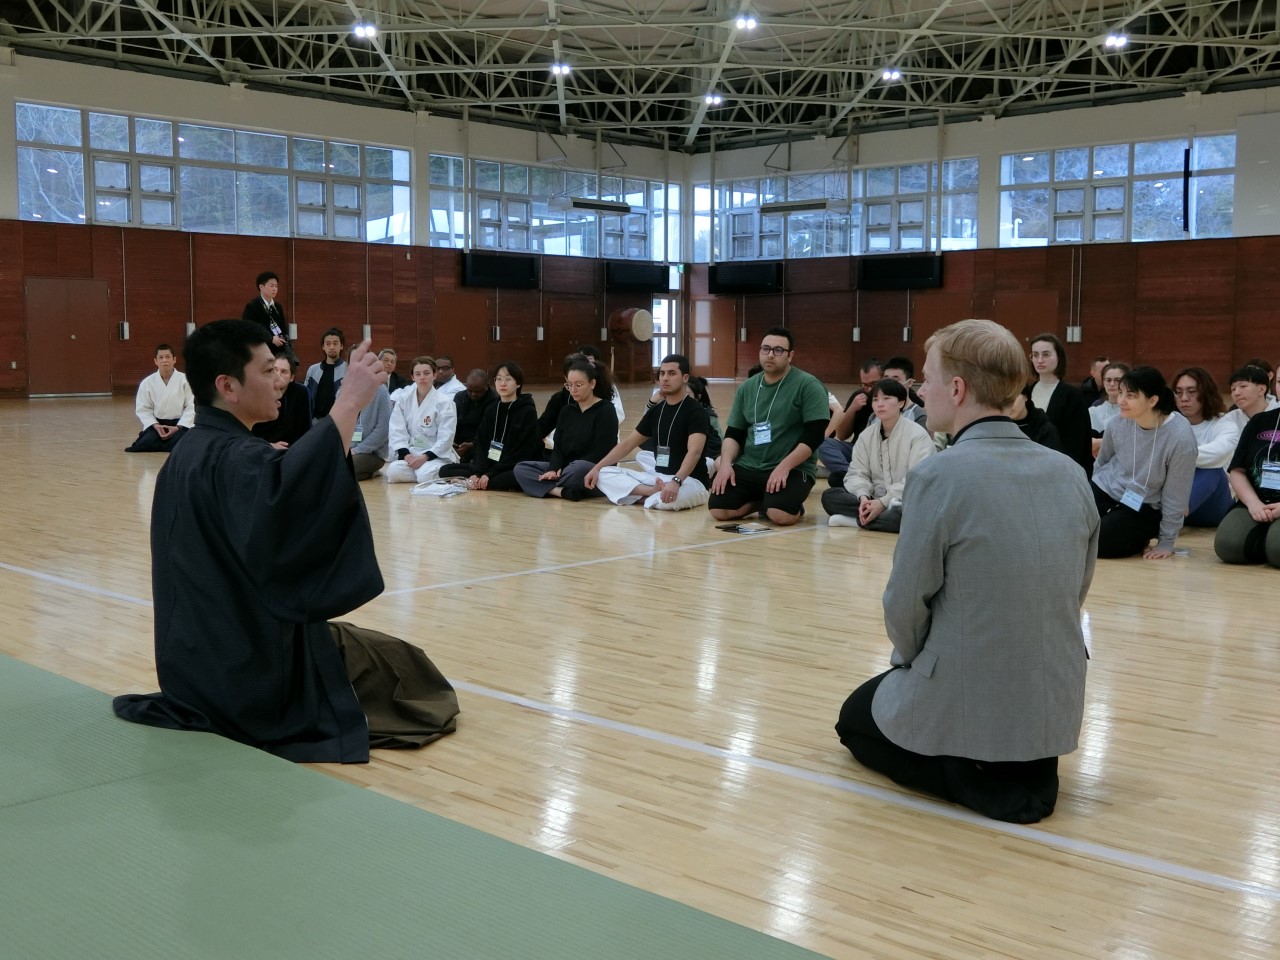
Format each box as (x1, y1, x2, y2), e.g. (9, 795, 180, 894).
(25, 278, 111, 395)
(545, 296, 600, 378)
(690, 299, 736, 379)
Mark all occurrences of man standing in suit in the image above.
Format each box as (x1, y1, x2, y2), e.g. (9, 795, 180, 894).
(242, 271, 295, 363)
(835, 319, 1099, 823)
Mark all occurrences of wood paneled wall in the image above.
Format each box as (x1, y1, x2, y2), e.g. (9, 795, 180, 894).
(2, 219, 1278, 397)
(689, 240, 1280, 386)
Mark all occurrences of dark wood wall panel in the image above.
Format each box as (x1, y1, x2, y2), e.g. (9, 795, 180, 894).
(292, 239, 367, 363)
(785, 292, 853, 383)
(23, 222, 93, 279)
(192, 235, 290, 328)
(0, 221, 25, 393)
(1233, 237, 1280, 377)
(90, 228, 128, 388)
(786, 257, 847, 293)
(854, 290, 912, 378)
(1134, 240, 1236, 381)
(543, 255, 597, 295)
(739, 294, 781, 374)
(1077, 245, 1136, 374)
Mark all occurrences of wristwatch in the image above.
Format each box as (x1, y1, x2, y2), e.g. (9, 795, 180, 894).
(670, 477, 682, 485)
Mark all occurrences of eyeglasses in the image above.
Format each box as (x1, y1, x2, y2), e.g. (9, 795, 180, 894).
(759, 345, 791, 356)
(1172, 387, 1199, 398)
(493, 375, 516, 384)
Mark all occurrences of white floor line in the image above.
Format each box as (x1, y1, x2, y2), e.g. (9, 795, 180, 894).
(7, 552, 1277, 905)
(0, 561, 153, 608)
(379, 522, 819, 597)
(451, 678, 1280, 904)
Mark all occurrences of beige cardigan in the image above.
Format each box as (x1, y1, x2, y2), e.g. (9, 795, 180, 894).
(843, 416, 935, 507)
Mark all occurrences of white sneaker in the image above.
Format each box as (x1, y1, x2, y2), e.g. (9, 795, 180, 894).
(827, 515, 860, 527)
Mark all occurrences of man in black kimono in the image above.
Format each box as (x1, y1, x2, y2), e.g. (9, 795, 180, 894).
(113, 319, 458, 763)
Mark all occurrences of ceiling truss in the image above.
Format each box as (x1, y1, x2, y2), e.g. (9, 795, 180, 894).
(0, 1, 1277, 151)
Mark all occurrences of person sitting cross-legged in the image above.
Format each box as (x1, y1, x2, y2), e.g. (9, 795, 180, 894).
(384, 356, 459, 484)
(125, 343, 195, 453)
(1214, 404, 1280, 566)
(514, 359, 619, 500)
(821, 379, 933, 532)
(438, 361, 543, 492)
(584, 354, 712, 511)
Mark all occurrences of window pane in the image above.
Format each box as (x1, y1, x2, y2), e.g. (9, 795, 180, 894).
(624, 179, 647, 206)
(867, 203, 891, 227)
(18, 148, 85, 222)
(788, 174, 823, 201)
(179, 124, 233, 162)
(140, 164, 173, 194)
(866, 166, 896, 196)
(330, 142, 360, 176)
(1094, 185, 1126, 212)
(366, 183, 410, 243)
(334, 213, 361, 239)
(429, 188, 466, 247)
(508, 226, 529, 251)
(141, 198, 174, 226)
(999, 189, 1049, 246)
(938, 193, 977, 249)
(497, 164, 526, 194)
(477, 196, 501, 221)
(1055, 189, 1084, 214)
(530, 165, 561, 196)
(1055, 219, 1083, 242)
(94, 195, 129, 223)
(600, 176, 623, 201)
(16, 103, 82, 146)
(1191, 174, 1234, 238)
(334, 183, 360, 210)
(94, 159, 129, 191)
(430, 154, 463, 186)
(1131, 179, 1183, 241)
(236, 131, 288, 168)
(1001, 152, 1049, 185)
(236, 172, 289, 236)
(293, 138, 326, 172)
(297, 210, 326, 236)
(1092, 144, 1128, 178)
(898, 200, 924, 225)
(136, 119, 173, 157)
(1194, 135, 1235, 170)
(866, 228, 891, 252)
(506, 200, 529, 224)
(179, 166, 236, 233)
(565, 172, 596, 197)
(297, 180, 325, 206)
(365, 146, 394, 179)
(942, 158, 979, 191)
(1054, 148, 1088, 182)
(390, 149, 410, 182)
(474, 160, 501, 191)
(899, 226, 924, 250)
(89, 113, 129, 152)
(1134, 138, 1184, 176)
(899, 163, 928, 193)
(1093, 214, 1124, 241)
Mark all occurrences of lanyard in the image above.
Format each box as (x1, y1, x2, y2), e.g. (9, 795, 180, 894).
(1130, 415, 1162, 495)
(753, 368, 789, 425)
(655, 396, 687, 448)
(494, 401, 512, 447)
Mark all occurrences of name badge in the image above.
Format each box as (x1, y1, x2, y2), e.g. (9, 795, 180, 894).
(412, 435, 427, 447)
(270, 321, 283, 337)
(351, 430, 363, 443)
(1261, 462, 1280, 491)
(753, 421, 772, 445)
(1119, 488, 1146, 511)
(655, 444, 671, 468)
(488, 440, 504, 462)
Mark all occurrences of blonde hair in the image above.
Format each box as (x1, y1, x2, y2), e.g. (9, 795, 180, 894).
(925, 319, 1027, 409)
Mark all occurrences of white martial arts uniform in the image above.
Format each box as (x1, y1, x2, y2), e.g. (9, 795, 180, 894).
(135, 371, 195, 429)
(385, 386, 459, 483)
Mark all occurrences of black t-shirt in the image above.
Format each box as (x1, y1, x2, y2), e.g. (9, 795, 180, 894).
(1229, 408, 1280, 504)
(635, 398, 711, 485)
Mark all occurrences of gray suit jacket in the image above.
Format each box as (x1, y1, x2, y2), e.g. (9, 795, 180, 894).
(873, 419, 1099, 762)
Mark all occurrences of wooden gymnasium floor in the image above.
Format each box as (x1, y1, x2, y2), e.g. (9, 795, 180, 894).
(1, 383, 1278, 959)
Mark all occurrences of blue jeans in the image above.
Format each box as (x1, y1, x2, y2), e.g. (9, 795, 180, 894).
(1185, 468, 1233, 527)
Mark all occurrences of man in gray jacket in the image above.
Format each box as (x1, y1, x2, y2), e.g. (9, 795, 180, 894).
(836, 318, 1099, 823)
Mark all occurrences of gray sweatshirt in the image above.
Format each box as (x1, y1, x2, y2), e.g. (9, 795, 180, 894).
(1092, 411, 1197, 550)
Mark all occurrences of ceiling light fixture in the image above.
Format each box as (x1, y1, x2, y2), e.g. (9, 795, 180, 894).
(735, 15, 758, 30)
(550, 62, 572, 76)
(1104, 32, 1128, 49)
(352, 22, 377, 39)
(881, 67, 901, 82)
(705, 92, 724, 106)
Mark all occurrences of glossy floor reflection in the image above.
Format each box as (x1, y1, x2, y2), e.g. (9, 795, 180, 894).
(1, 390, 1278, 959)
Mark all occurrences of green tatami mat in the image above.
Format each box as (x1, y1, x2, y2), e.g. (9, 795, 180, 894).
(0, 655, 826, 960)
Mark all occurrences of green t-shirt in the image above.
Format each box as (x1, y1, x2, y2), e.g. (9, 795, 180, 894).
(727, 367, 831, 478)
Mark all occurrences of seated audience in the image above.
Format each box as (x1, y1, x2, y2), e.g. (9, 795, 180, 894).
(1215, 403, 1280, 566)
(379, 348, 411, 394)
(439, 362, 542, 491)
(1172, 366, 1238, 527)
(1081, 356, 1109, 408)
(883, 356, 928, 429)
(1091, 366, 1197, 559)
(584, 354, 712, 511)
(835, 319, 1097, 824)
(126, 343, 195, 453)
(821, 379, 933, 531)
(305, 328, 347, 421)
(1006, 393, 1061, 451)
(253, 350, 311, 447)
(579, 344, 626, 425)
(432, 355, 466, 398)
(515, 359, 619, 500)
(819, 357, 883, 487)
(688, 375, 724, 468)
(1027, 333, 1093, 474)
(385, 356, 459, 484)
(1089, 362, 1128, 443)
(113, 319, 457, 762)
(1245, 356, 1276, 400)
(453, 368, 498, 461)
(350, 382, 393, 481)
(1223, 365, 1279, 431)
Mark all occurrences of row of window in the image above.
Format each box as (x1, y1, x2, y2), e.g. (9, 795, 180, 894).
(16, 103, 411, 243)
(14, 102, 1238, 259)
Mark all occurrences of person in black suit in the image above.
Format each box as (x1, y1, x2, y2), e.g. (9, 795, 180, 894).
(1026, 333, 1093, 475)
(242, 271, 296, 363)
(378, 348, 411, 393)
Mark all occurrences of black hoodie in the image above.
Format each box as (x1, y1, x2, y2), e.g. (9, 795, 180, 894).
(467, 393, 543, 476)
